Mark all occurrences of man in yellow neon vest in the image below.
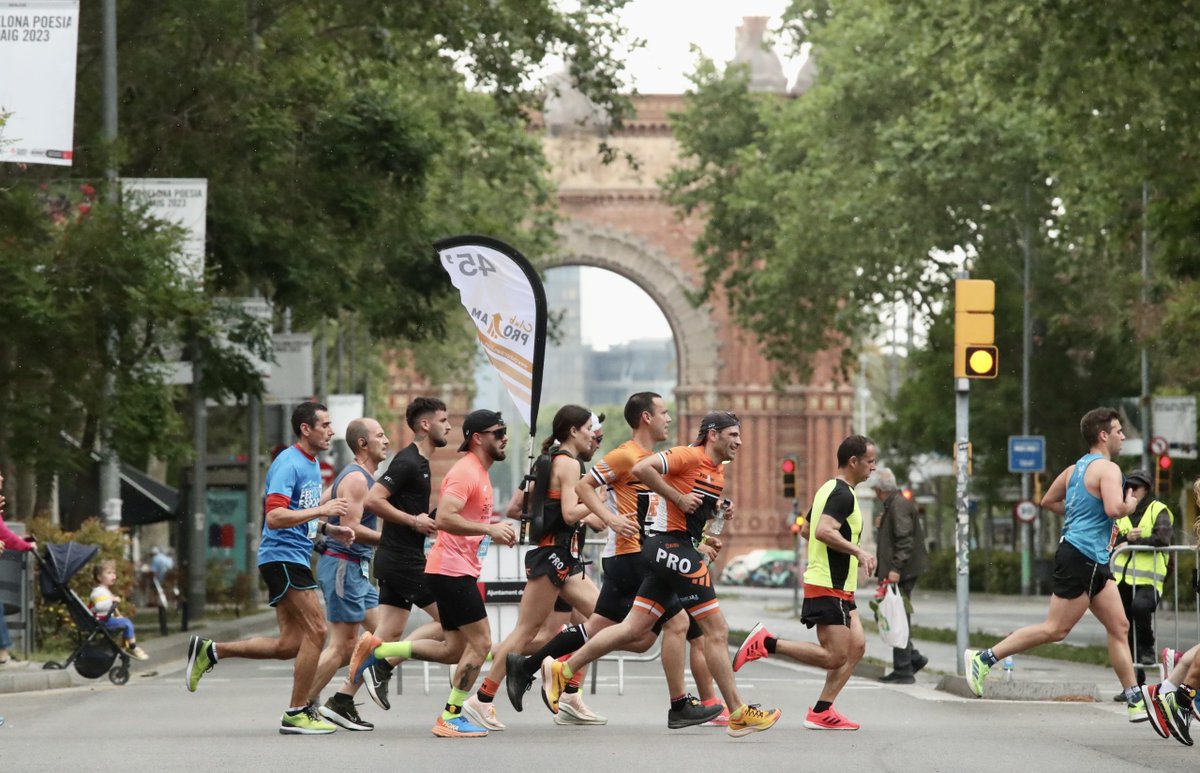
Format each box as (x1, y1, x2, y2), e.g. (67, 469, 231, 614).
(1113, 469, 1174, 668)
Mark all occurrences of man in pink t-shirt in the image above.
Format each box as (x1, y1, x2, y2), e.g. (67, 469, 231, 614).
(350, 409, 517, 738)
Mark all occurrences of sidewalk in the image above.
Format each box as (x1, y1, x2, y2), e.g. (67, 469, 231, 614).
(0, 608, 279, 695)
(718, 585, 1170, 702)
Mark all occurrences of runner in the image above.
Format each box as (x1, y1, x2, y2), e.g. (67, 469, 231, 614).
(357, 397, 452, 711)
(306, 418, 389, 731)
(350, 408, 517, 738)
(537, 410, 781, 737)
(504, 393, 722, 729)
(732, 434, 878, 731)
(963, 407, 1147, 722)
(184, 401, 353, 735)
(468, 405, 622, 730)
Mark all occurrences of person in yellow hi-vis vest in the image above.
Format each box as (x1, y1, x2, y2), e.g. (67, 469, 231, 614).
(1114, 469, 1175, 668)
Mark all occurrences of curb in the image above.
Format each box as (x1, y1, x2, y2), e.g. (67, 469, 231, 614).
(937, 674, 1100, 702)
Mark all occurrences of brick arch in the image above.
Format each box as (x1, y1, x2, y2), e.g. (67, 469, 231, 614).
(542, 220, 720, 403)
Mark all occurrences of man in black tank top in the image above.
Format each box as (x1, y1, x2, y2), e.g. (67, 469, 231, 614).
(357, 397, 451, 711)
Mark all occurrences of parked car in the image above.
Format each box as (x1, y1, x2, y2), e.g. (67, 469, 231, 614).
(720, 549, 797, 587)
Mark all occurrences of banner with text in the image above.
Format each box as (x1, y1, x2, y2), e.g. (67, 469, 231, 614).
(436, 236, 547, 434)
(0, 1, 80, 166)
(121, 178, 208, 285)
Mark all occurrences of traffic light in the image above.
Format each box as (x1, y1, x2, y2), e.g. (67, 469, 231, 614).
(955, 279, 998, 379)
(1156, 453, 1172, 495)
(781, 456, 797, 499)
(901, 488, 914, 501)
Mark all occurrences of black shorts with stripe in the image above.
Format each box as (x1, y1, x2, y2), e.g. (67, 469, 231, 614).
(632, 532, 719, 623)
(259, 561, 319, 607)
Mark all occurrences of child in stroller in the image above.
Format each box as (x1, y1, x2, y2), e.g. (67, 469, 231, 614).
(90, 559, 149, 661)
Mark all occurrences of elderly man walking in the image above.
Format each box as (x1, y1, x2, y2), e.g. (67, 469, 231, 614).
(873, 468, 929, 684)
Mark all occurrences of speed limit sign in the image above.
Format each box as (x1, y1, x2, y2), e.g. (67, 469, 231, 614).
(1014, 500, 1039, 524)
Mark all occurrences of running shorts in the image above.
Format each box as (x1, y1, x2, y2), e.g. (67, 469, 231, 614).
(427, 573, 486, 632)
(1052, 540, 1113, 599)
(259, 561, 319, 607)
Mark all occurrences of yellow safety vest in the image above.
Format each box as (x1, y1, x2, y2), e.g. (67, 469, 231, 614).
(1114, 500, 1174, 592)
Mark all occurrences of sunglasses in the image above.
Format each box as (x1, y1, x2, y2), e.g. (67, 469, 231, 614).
(479, 427, 507, 440)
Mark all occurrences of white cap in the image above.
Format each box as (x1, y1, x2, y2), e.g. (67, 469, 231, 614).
(590, 413, 603, 433)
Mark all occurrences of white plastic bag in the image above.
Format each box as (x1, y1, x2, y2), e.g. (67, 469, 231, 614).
(875, 584, 909, 649)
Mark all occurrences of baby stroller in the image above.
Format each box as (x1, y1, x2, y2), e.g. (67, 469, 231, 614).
(35, 541, 131, 685)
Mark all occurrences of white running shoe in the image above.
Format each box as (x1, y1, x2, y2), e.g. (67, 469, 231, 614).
(555, 692, 608, 726)
(462, 694, 506, 731)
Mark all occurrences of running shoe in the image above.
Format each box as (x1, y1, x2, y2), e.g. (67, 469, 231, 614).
(1144, 684, 1171, 739)
(320, 693, 374, 731)
(1127, 696, 1149, 723)
(726, 704, 782, 737)
(804, 706, 859, 731)
(541, 658, 569, 715)
(1160, 690, 1195, 746)
(701, 697, 729, 727)
(462, 695, 506, 731)
(280, 705, 337, 735)
(964, 649, 989, 697)
(667, 695, 723, 729)
(349, 632, 382, 686)
(505, 652, 534, 712)
(733, 622, 771, 672)
(556, 692, 608, 725)
(364, 661, 392, 711)
(1162, 647, 1182, 673)
(184, 636, 215, 692)
(432, 715, 489, 738)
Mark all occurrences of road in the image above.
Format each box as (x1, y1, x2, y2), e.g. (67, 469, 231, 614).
(0, 632, 1194, 772)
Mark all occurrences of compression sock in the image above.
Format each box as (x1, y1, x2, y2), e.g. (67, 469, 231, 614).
(813, 700, 832, 713)
(442, 687, 470, 720)
(764, 636, 778, 654)
(522, 624, 588, 673)
(375, 641, 413, 661)
(979, 649, 999, 667)
(564, 672, 583, 694)
(477, 678, 499, 703)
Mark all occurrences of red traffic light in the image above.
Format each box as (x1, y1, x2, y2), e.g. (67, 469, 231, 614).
(781, 458, 796, 474)
(901, 488, 914, 500)
(1158, 454, 1172, 470)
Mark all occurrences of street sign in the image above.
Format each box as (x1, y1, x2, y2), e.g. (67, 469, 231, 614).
(1008, 435, 1046, 473)
(1014, 500, 1039, 524)
(1150, 435, 1169, 456)
(1153, 397, 1197, 459)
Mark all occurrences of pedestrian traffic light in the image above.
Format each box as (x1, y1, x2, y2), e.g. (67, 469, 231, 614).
(955, 279, 998, 379)
(1156, 453, 1172, 495)
(781, 456, 797, 499)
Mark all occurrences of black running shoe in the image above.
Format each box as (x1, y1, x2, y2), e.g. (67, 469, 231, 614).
(667, 694, 724, 729)
(319, 694, 374, 731)
(505, 653, 534, 712)
(364, 661, 392, 712)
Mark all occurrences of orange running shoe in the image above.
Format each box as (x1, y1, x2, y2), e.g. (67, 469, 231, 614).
(349, 632, 382, 686)
(804, 706, 859, 731)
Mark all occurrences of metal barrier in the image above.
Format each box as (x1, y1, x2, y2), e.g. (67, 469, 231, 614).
(1108, 544, 1199, 679)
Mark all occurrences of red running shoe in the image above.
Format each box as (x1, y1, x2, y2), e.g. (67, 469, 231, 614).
(733, 623, 772, 672)
(804, 706, 860, 731)
(1144, 684, 1171, 739)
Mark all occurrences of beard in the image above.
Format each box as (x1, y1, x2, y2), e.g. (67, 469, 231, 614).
(489, 445, 507, 462)
(577, 447, 595, 463)
(431, 434, 449, 449)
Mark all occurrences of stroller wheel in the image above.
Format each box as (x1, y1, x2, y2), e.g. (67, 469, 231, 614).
(109, 664, 130, 686)
(43, 661, 64, 670)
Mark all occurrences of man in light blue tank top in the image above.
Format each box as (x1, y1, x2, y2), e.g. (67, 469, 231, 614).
(965, 408, 1147, 722)
(309, 417, 390, 731)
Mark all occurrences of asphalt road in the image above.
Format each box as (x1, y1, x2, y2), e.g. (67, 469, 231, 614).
(0, 633, 1195, 773)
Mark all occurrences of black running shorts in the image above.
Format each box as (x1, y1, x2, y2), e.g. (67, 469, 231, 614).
(800, 594, 856, 628)
(375, 551, 436, 611)
(427, 573, 486, 632)
(524, 545, 584, 588)
(632, 533, 719, 623)
(595, 553, 643, 623)
(1052, 540, 1113, 600)
(259, 561, 319, 607)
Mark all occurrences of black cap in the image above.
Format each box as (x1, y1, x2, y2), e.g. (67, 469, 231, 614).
(694, 410, 740, 445)
(1126, 469, 1153, 490)
(458, 409, 504, 452)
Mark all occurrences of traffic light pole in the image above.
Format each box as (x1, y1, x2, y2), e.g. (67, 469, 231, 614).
(955, 378, 971, 674)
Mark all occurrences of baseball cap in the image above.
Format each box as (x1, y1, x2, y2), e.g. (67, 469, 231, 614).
(694, 410, 740, 445)
(458, 409, 504, 452)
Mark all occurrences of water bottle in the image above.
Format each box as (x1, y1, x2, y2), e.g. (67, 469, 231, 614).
(710, 498, 731, 536)
(1002, 655, 1015, 682)
(477, 534, 492, 561)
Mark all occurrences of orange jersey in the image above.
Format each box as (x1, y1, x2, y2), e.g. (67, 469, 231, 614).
(645, 445, 724, 542)
(589, 440, 653, 556)
(425, 453, 493, 578)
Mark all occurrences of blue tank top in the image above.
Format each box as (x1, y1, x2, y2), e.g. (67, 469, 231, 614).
(1062, 452, 1116, 563)
(328, 463, 377, 560)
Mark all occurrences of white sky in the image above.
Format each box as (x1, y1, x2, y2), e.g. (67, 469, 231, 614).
(578, 1, 803, 349)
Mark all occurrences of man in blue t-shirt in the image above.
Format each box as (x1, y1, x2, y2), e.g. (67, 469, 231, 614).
(184, 401, 354, 736)
(965, 407, 1146, 722)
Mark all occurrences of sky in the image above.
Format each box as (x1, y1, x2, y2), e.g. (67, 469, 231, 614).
(577, 1, 804, 349)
